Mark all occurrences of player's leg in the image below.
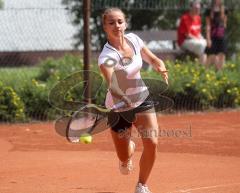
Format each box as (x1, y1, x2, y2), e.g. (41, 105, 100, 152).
(134, 108, 158, 185)
(108, 112, 135, 175)
(111, 126, 133, 162)
(111, 126, 136, 175)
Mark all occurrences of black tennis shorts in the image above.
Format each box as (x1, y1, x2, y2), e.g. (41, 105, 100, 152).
(107, 97, 155, 133)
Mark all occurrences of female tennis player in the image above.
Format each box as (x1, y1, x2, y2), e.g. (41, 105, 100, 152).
(98, 8, 168, 193)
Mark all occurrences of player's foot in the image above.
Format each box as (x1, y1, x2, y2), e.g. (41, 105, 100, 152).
(134, 183, 152, 193)
(119, 140, 135, 175)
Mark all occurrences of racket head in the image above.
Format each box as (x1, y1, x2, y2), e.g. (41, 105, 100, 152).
(66, 111, 99, 143)
(54, 113, 109, 142)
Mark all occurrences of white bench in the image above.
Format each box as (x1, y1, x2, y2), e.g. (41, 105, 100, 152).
(130, 30, 184, 61)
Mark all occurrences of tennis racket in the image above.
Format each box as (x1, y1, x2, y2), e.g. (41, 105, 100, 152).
(65, 101, 126, 143)
(54, 98, 157, 143)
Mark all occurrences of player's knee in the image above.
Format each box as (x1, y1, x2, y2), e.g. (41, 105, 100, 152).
(143, 137, 158, 152)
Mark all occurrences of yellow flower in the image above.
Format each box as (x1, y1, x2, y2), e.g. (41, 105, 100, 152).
(32, 79, 37, 85)
(233, 87, 238, 92)
(175, 64, 181, 68)
(38, 83, 46, 88)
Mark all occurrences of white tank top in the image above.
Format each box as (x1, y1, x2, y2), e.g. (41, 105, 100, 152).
(98, 33, 149, 110)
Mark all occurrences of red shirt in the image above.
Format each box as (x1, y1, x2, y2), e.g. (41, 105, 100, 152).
(177, 12, 202, 46)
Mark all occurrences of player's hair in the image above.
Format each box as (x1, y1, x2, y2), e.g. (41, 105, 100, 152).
(101, 7, 126, 24)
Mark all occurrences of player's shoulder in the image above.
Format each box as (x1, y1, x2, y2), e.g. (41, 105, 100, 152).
(125, 32, 141, 41)
(125, 32, 138, 38)
(125, 32, 144, 49)
(98, 43, 119, 66)
(99, 43, 117, 58)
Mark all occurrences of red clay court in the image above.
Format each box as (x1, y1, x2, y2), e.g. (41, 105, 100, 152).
(0, 110, 240, 193)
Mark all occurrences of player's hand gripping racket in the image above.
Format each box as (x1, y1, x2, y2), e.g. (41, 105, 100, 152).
(66, 101, 126, 143)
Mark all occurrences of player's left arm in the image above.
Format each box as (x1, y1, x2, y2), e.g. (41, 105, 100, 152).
(141, 45, 168, 84)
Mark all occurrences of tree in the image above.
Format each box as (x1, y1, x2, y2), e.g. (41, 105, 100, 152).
(62, 0, 240, 55)
(0, 0, 4, 9)
(62, 0, 186, 50)
(226, 9, 240, 56)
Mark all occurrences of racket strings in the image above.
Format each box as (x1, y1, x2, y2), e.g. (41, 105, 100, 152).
(67, 112, 99, 142)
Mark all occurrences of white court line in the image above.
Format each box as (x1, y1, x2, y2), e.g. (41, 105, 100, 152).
(170, 182, 240, 193)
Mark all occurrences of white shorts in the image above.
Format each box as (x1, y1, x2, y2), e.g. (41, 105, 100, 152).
(181, 38, 207, 56)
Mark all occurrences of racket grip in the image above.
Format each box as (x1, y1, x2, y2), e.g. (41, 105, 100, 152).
(112, 101, 125, 110)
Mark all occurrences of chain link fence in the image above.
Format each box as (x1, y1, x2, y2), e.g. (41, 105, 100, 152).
(0, 0, 240, 122)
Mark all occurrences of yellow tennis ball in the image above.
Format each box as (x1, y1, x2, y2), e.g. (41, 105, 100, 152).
(79, 133, 92, 144)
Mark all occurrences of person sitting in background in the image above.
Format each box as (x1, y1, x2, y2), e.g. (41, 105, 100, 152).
(205, 0, 228, 70)
(177, 0, 207, 64)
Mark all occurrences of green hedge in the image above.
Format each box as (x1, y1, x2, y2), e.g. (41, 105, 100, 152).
(0, 55, 84, 121)
(37, 55, 84, 82)
(18, 79, 53, 120)
(142, 58, 240, 110)
(0, 54, 239, 122)
(0, 82, 25, 122)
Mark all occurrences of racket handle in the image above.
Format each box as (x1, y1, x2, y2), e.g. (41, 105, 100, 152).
(112, 101, 125, 110)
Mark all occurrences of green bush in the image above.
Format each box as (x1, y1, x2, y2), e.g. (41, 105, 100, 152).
(38, 55, 107, 111)
(1, 54, 239, 123)
(18, 79, 58, 120)
(0, 55, 85, 120)
(167, 58, 240, 110)
(143, 59, 240, 111)
(37, 54, 84, 82)
(0, 82, 25, 122)
(214, 64, 240, 108)
(0, 67, 40, 92)
(35, 55, 240, 113)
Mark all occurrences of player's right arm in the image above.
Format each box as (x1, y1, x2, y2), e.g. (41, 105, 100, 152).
(99, 64, 131, 106)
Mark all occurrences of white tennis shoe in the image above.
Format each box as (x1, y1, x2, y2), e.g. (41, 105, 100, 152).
(135, 183, 152, 193)
(119, 140, 135, 175)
